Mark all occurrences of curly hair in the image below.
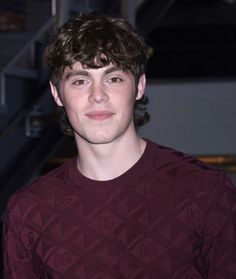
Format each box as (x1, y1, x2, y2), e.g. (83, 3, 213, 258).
(44, 11, 151, 135)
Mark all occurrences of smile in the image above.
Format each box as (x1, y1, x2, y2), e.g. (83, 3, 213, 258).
(85, 111, 114, 120)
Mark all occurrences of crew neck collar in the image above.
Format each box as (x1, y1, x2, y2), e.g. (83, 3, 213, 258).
(68, 139, 155, 189)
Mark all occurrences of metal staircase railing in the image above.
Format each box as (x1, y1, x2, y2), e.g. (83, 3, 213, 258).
(0, 16, 56, 114)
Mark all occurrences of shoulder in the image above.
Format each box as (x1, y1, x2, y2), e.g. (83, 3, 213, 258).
(146, 139, 236, 198)
(5, 158, 76, 216)
(147, 141, 236, 236)
(148, 139, 214, 172)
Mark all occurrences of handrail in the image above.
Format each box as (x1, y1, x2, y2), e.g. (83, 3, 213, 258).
(2, 17, 55, 74)
(0, 16, 56, 113)
(0, 0, 87, 113)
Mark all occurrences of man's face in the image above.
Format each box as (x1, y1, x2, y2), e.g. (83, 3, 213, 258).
(50, 62, 146, 145)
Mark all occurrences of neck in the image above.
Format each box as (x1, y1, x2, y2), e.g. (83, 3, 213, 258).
(75, 135, 146, 181)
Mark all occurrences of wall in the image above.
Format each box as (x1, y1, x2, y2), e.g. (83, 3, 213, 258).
(138, 79, 236, 185)
(138, 79, 236, 155)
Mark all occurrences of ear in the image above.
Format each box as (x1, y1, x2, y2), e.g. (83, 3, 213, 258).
(50, 82, 63, 107)
(136, 74, 146, 100)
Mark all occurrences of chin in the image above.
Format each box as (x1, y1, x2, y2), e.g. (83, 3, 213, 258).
(87, 136, 117, 145)
(75, 124, 133, 145)
(78, 133, 118, 145)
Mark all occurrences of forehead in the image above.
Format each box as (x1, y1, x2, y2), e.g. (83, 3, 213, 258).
(62, 61, 132, 79)
(64, 61, 117, 72)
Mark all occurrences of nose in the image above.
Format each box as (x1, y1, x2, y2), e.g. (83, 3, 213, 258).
(88, 84, 109, 103)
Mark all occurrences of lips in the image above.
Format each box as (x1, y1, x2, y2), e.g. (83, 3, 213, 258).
(86, 111, 114, 120)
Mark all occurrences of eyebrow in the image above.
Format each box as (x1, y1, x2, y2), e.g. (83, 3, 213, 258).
(104, 66, 124, 75)
(64, 66, 124, 80)
(64, 70, 89, 80)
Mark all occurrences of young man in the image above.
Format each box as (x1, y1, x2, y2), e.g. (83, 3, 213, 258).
(3, 11, 236, 279)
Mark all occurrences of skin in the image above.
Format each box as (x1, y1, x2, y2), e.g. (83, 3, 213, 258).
(50, 62, 147, 180)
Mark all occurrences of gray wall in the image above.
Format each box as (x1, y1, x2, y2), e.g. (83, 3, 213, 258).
(138, 79, 236, 186)
(139, 79, 236, 156)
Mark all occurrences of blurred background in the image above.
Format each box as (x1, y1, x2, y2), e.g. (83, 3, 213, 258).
(0, 0, 236, 273)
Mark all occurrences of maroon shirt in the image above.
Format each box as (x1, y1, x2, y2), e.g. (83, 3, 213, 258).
(3, 140, 236, 278)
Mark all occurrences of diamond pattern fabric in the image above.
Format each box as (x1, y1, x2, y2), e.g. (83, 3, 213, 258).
(3, 140, 236, 278)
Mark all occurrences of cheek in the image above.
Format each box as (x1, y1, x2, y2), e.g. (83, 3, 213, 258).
(124, 93, 136, 109)
(117, 86, 136, 105)
(119, 97, 136, 119)
(62, 99, 82, 122)
(62, 93, 83, 110)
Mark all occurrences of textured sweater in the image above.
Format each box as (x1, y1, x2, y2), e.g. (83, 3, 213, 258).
(3, 140, 236, 278)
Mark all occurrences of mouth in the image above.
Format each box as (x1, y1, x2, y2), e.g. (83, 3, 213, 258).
(85, 111, 114, 120)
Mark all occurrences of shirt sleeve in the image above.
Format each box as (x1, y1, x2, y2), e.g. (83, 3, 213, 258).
(202, 172, 236, 279)
(3, 195, 38, 279)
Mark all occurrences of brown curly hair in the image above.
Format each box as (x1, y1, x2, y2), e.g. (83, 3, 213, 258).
(44, 11, 151, 135)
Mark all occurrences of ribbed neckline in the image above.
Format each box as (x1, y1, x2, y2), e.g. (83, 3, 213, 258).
(68, 139, 156, 189)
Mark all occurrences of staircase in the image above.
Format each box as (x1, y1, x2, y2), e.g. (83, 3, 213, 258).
(0, 1, 52, 69)
(0, 0, 64, 216)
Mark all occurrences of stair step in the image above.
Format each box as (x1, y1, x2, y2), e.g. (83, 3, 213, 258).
(0, 0, 52, 70)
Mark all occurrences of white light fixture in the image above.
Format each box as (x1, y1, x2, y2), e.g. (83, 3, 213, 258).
(224, 0, 235, 4)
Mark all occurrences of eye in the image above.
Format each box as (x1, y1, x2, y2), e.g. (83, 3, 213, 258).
(108, 77, 123, 84)
(72, 79, 89, 86)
